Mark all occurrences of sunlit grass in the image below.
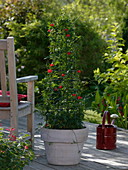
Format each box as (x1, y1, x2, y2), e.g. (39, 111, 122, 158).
(84, 110, 102, 124)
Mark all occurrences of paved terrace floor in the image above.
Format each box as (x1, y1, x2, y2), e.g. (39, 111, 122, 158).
(1, 112, 128, 170)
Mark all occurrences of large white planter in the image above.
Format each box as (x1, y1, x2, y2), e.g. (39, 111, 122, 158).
(41, 127, 88, 165)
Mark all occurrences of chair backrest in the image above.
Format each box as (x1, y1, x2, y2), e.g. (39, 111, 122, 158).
(0, 37, 18, 107)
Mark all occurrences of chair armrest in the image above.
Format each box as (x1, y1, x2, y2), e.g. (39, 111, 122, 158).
(16, 75, 38, 83)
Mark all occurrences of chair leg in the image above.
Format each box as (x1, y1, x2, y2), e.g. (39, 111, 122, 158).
(27, 81, 35, 147)
(27, 112, 34, 147)
(10, 112, 18, 136)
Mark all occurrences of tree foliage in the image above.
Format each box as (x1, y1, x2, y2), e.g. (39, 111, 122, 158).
(0, 0, 107, 80)
(0, 0, 61, 78)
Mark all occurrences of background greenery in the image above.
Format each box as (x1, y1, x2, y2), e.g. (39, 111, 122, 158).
(0, 0, 128, 128)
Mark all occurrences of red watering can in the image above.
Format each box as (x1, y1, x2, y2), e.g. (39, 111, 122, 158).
(96, 111, 117, 150)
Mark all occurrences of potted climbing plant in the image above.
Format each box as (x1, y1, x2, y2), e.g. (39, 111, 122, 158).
(40, 14, 88, 165)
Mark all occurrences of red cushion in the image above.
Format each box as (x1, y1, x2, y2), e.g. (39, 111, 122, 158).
(0, 90, 27, 107)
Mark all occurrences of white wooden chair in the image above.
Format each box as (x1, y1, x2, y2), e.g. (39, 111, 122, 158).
(0, 37, 38, 142)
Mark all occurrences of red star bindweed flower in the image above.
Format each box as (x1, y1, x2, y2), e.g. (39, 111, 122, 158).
(10, 135, 16, 141)
(54, 88, 58, 91)
(58, 86, 63, 89)
(66, 34, 70, 37)
(50, 24, 54, 26)
(48, 29, 52, 32)
(77, 96, 82, 99)
(77, 70, 81, 73)
(61, 74, 65, 77)
(6, 128, 15, 131)
(50, 64, 55, 66)
(67, 52, 72, 55)
(24, 146, 29, 150)
(72, 94, 77, 96)
(64, 29, 69, 31)
(47, 69, 53, 73)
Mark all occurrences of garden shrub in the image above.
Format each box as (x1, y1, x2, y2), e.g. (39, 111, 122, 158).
(92, 24, 128, 129)
(122, 9, 128, 53)
(0, 127, 35, 169)
(74, 20, 107, 79)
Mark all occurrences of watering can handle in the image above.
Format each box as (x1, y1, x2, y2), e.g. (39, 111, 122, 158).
(102, 111, 111, 128)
